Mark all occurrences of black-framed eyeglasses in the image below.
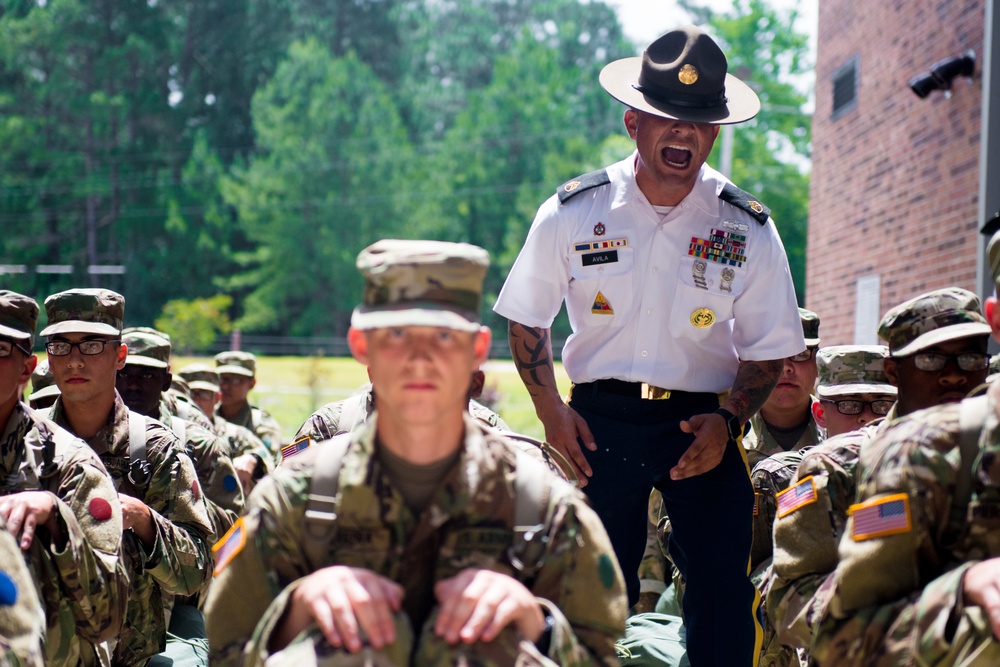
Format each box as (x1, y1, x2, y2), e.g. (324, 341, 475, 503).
(0, 340, 32, 358)
(909, 352, 989, 373)
(788, 348, 816, 363)
(45, 339, 121, 356)
(820, 398, 894, 416)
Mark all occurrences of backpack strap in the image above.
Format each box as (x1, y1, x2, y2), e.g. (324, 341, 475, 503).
(302, 433, 352, 570)
(952, 395, 989, 525)
(508, 449, 559, 576)
(250, 407, 263, 431)
(127, 410, 151, 487)
(23, 406, 77, 480)
(169, 415, 187, 446)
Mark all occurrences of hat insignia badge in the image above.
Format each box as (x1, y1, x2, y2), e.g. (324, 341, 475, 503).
(564, 181, 581, 193)
(678, 64, 699, 85)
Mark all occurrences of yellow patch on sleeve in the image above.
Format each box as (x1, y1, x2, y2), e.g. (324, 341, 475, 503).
(776, 475, 817, 518)
(849, 493, 911, 541)
(212, 516, 246, 575)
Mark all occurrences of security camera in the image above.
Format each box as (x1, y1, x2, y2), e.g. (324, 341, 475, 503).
(908, 49, 976, 99)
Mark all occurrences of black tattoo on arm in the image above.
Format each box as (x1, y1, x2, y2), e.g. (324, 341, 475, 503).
(727, 359, 783, 422)
(507, 321, 559, 399)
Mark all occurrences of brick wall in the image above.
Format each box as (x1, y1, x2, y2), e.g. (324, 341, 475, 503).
(807, 0, 984, 345)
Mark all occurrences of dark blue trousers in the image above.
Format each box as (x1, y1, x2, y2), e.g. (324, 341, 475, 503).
(570, 384, 762, 667)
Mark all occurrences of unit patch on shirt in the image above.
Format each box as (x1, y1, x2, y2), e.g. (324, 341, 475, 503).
(592, 291, 614, 315)
(688, 229, 747, 267)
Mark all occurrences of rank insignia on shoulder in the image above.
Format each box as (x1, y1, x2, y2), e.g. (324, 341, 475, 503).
(281, 436, 311, 463)
(849, 493, 911, 541)
(753, 492, 760, 516)
(719, 183, 769, 224)
(776, 476, 817, 518)
(212, 516, 246, 575)
(557, 169, 610, 204)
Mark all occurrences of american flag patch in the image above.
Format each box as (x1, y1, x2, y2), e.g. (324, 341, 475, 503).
(850, 493, 911, 541)
(212, 516, 246, 575)
(573, 238, 628, 252)
(281, 436, 311, 463)
(776, 476, 817, 518)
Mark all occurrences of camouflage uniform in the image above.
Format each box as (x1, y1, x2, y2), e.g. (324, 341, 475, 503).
(0, 516, 45, 667)
(40, 289, 215, 666)
(1, 402, 129, 667)
(0, 289, 128, 666)
(215, 351, 284, 460)
(805, 383, 999, 665)
(205, 415, 627, 667)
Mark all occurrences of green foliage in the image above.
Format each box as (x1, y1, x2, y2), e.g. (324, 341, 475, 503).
(155, 294, 233, 354)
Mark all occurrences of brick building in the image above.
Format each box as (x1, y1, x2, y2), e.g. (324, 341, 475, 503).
(807, 0, 985, 344)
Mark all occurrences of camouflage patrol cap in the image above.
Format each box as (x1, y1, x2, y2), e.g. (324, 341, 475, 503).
(0, 291, 38, 344)
(816, 345, 897, 398)
(351, 239, 490, 332)
(878, 287, 991, 357)
(799, 308, 820, 346)
(39, 288, 124, 337)
(177, 363, 220, 393)
(215, 350, 256, 377)
(121, 328, 171, 369)
(27, 360, 59, 402)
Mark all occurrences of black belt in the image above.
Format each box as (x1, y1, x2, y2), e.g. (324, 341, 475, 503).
(574, 379, 675, 400)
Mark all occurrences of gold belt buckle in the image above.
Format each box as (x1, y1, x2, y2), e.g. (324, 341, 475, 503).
(641, 383, 671, 400)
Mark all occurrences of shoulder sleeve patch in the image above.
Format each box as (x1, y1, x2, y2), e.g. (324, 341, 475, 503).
(776, 475, 817, 518)
(280, 436, 312, 464)
(212, 516, 246, 575)
(557, 169, 611, 204)
(719, 182, 770, 224)
(849, 493, 911, 541)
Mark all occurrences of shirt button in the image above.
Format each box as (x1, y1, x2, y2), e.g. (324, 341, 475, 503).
(641, 350, 648, 357)
(653, 267, 659, 273)
(647, 309, 653, 315)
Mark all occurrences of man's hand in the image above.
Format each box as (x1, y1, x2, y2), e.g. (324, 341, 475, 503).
(119, 493, 155, 548)
(963, 558, 1000, 638)
(537, 402, 596, 486)
(273, 565, 403, 653)
(671, 412, 730, 480)
(232, 454, 258, 492)
(0, 491, 59, 550)
(433, 568, 545, 645)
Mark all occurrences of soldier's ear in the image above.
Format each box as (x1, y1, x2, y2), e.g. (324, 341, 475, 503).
(348, 328, 369, 365)
(883, 358, 900, 387)
(986, 296, 1000, 340)
(811, 399, 826, 429)
(473, 327, 491, 364)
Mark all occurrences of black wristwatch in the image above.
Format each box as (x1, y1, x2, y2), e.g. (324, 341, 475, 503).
(714, 408, 742, 441)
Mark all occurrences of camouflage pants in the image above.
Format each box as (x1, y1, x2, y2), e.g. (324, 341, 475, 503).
(264, 610, 555, 667)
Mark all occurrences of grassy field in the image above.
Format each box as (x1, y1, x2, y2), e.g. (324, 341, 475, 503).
(171, 355, 572, 441)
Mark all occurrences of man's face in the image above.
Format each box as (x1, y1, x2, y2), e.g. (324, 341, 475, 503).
(625, 109, 720, 204)
(0, 337, 36, 416)
(190, 389, 219, 418)
(219, 373, 254, 408)
(816, 392, 897, 437)
(765, 348, 818, 415)
(116, 364, 170, 418)
(349, 325, 490, 428)
(884, 336, 990, 415)
(47, 333, 126, 405)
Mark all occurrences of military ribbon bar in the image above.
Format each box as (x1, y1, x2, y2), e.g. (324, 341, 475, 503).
(776, 476, 817, 518)
(574, 238, 628, 252)
(850, 493, 911, 541)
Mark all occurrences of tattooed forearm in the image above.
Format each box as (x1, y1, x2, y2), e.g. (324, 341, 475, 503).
(507, 321, 558, 397)
(726, 358, 783, 422)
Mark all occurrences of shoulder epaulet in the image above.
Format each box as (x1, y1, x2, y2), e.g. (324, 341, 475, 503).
(557, 169, 610, 204)
(719, 182, 770, 225)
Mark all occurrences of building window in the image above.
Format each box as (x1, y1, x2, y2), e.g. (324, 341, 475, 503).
(832, 56, 859, 119)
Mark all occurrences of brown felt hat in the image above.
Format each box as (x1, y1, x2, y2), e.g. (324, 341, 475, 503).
(600, 25, 760, 125)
